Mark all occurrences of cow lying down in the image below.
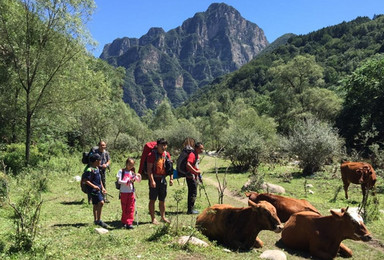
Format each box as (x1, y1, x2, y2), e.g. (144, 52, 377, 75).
(245, 192, 320, 222)
(281, 207, 372, 260)
(195, 200, 283, 251)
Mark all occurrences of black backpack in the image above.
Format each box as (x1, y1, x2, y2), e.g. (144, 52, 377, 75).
(80, 167, 95, 193)
(176, 146, 194, 178)
(81, 147, 97, 164)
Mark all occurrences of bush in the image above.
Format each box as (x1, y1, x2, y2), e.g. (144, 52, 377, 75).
(283, 118, 344, 175)
(9, 173, 43, 252)
(221, 108, 277, 171)
(0, 143, 42, 174)
(0, 170, 8, 206)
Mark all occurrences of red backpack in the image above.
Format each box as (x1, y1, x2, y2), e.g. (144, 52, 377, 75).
(138, 141, 157, 180)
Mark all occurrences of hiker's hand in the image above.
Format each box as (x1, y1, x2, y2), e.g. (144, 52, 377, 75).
(102, 188, 106, 194)
(198, 175, 203, 183)
(150, 180, 156, 188)
(169, 179, 173, 186)
(101, 163, 108, 169)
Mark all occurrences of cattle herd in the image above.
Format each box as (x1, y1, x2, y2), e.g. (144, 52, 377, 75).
(194, 161, 377, 259)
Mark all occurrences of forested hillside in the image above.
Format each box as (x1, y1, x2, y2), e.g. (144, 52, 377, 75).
(176, 15, 384, 152)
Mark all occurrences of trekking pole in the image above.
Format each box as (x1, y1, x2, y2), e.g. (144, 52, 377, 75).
(135, 193, 139, 227)
(105, 193, 114, 199)
(199, 179, 211, 207)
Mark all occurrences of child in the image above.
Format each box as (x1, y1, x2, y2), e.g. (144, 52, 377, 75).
(116, 158, 141, 229)
(84, 153, 108, 228)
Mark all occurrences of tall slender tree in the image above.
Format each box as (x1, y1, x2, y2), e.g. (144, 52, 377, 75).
(0, 0, 95, 165)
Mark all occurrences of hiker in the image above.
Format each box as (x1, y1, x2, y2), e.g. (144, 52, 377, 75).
(116, 158, 141, 229)
(84, 153, 108, 228)
(94, 141, 111, 202)
(147, 138, 173, 224)
(186, 142, 204, 214)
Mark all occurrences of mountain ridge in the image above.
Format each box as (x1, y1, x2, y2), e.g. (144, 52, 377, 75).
(100, 3, 269, 115)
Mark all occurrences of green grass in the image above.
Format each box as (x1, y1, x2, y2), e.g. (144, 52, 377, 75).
(0, 155, 383, 259)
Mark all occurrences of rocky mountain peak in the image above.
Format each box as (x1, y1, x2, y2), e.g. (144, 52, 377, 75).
(100, 3, 269, 115)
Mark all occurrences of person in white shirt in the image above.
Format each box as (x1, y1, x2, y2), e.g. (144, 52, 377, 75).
(116, 158, 141, 229)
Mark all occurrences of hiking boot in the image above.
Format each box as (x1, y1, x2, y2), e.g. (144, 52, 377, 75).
(96, 220, 108, 228)
(187, 209, 199, 215)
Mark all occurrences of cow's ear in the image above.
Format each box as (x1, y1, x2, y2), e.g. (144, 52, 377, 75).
(248, 199, 260, 210)
(330, 210, 343, 219)
(245, 192, 251, 198)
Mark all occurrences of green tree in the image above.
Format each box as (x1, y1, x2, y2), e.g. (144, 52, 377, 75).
(0, 0, 95, 165)
(221, 104, 277, 171)
(283, 118, 344, 175)
(338, 55, 384, 151)
(149, 100, 177, 130)
(269, 55, 324, 133)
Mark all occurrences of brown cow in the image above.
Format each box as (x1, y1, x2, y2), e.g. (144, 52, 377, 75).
(341, 161, 377, 199)
(246, 192, 356, 257)
(195, 200, 283, 250)
(245, 192, 320, 222)
(281, 207, 372, 259)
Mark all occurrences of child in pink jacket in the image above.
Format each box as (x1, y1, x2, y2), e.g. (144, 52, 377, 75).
(116, 158, 141, 229)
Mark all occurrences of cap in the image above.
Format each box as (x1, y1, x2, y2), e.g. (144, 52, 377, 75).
(89, 153, 101, 162)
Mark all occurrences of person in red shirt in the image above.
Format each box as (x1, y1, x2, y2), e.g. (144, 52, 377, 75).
(186, 142, 204, 214)
(147, 138, 173, 224)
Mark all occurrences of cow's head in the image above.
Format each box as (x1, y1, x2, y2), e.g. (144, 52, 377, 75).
(330, 207, 372, 242)
(245, 191, 260, 202)
(357, 165, 372, 184)
(249, 200, 283, 233)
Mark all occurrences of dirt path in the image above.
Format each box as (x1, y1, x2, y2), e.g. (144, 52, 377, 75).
(202, 176, 248, 205)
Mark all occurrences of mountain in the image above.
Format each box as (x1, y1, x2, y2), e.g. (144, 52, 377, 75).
(100, 3, 269, 115)
(176, 15, 384, 118)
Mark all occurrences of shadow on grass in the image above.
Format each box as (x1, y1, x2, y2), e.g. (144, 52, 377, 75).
(275, 239, 314, 259)
(60, 199, 87, 205)
(52, 223, 88, 228)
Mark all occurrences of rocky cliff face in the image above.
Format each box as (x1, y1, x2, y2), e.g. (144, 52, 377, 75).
(100, 3, 269, 115)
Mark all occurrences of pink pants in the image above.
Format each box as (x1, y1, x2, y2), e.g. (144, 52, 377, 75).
(120, 192, 135, 225)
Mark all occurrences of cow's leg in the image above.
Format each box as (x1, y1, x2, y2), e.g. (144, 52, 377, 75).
(254, 236, 264, 248)
(343, 181, 350, 199)
(338, 242, 353, 257)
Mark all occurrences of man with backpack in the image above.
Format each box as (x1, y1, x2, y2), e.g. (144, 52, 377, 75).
(93, 141, 111, 202)
(83, 153, 108, 228)
(185, 142, 204, 214)
(147, 138, 173, 224)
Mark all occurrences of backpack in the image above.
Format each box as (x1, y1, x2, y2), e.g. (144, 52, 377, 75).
(81, 147, 97, 164)
(80, 167, 95, 193)
(115, 169, 126, 190)
(138, 141, 173, 179)
(176, 146, 195, 178)
(138, 141, 157, 180)
(164, 151, 174, 176)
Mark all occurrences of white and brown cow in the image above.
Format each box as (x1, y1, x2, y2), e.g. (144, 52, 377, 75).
(195, 200, 283, 250)
(281, 207, 372, 259)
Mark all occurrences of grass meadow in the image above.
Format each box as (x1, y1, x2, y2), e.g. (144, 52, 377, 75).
(1, 154, 384, 259)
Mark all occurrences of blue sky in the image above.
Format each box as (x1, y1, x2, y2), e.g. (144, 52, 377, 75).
(87, 0, 384, 57)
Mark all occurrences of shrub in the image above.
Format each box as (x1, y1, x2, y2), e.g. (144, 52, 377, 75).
(283, 118, 344, 175)
(9, 177, 43, 252)
(0, 170, 8, 206)
(0, 143, 42, 174)
(221, 108, 277, 171)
